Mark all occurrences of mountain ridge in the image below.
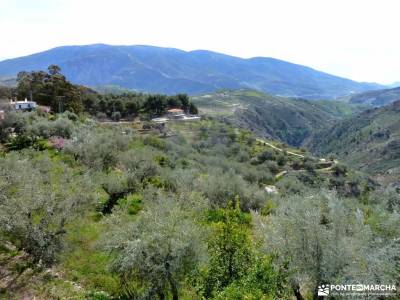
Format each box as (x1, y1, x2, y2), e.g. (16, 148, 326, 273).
(340, 86, 400, 107)
(308, 100, 400, 185)
(191, 89, 365, 146)
(0, 44, 383, 99)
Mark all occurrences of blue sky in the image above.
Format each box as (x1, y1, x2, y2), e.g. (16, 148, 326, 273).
(1, 0, 399, 84)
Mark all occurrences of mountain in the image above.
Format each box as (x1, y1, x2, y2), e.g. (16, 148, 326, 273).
(340, 86, 400, 107)
(308, 101, 400, 185)
(192, 90, 365, 146)
(0, 76, 16, 87)
(0, 44, 382, 99)
(387, 82, 400, 88)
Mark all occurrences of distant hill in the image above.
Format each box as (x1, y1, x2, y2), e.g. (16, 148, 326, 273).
(340, 86, 400, 107)
(192, 90, 364, 146)
(0, 44, 382, 99)
(0, 76, 16, 87)
(308, 101, 400, 185)
(387, 82, 400, 88)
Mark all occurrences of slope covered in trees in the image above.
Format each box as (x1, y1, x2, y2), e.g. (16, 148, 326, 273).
(2, 66, 198, 119)
(0, 44, 382, 99)
(0, 109, 398, 299)
(192, 90, 365, 146)
(308, 100, 400, 186)
(340, 86, 400, 107)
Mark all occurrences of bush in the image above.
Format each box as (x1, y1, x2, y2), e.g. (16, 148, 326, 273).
(0, 153, 94, 266)
(143, 136, 166, 150)
(111, 111, 121, 122)
(253, 190, 399, 299)
(28, 117, 74, 139)
(265, 161, 279, 174)
(0, 112, 29, 142)
(52, 118, 74, 138)
(62, 110, 78, 121)
(64, 129, 129, 170)
(103, 194, 205, 299)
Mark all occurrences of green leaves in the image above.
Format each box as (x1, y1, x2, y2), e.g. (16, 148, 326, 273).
(104, 193, 205, 299)
(16, 66, 85, 113)
(0, 152, 95, 266)
(196, 202, 289, 299)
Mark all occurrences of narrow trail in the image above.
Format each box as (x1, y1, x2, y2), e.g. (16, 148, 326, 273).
(275, 170, 288, 179)
(256, 138, 337, 180)
(256, 138, 305, 158)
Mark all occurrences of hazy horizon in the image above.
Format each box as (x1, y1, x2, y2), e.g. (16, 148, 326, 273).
(1, 0, 400, 84)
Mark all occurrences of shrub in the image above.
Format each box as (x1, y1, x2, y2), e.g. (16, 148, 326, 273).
(197, 202, 253, 298)
(64, 129, 129, 170)
(62, 110, 78, 121)
(0, 153, 94, 266)
(52, 118, 74, 138)
(111, 111, 121, 122)
(103, 194, 205, 299)
(143, 136, 166, 150)
(253, 191, 399, 299)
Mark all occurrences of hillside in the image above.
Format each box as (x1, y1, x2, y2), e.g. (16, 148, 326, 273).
(308, 100, 400, 185)
(2, 109, 397, 299)
(340, 86, 400, 107)
(192, 90, 364, 146)
(0, 76, 16, 87)
(0, 44, 382, 99)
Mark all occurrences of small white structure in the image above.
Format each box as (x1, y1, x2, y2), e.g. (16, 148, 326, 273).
(264, 185, 278, 194)
(152, 117, 169, 124)
(0, 110, 4, 120)
(152, 108, 200, 123)
(10, 98, 37, 111)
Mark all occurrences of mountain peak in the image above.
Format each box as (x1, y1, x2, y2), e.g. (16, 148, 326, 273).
(0, 44, 383, 98)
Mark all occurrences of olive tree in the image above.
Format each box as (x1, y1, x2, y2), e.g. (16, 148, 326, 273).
(64, 127, 130, 170)
(103, 192, 206, 299)
(0, 152, 94, 266)
(253, 190, 399, 299)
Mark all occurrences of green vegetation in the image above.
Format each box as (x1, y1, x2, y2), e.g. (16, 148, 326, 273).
(309, 100, 400, 186)
(8, 66, 197, 118)
(0, 71, 398, 299)
(340, 86, 400, 107)
(0, 108, 398, 299)
(16, 65, 89, 113)
(192, 90, 365, 146)
(0, 44, 383, 98)
(84, 92, 197, 119)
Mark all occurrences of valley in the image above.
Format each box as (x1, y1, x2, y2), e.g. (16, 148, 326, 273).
(308, 100, 400, 186)
(1, 0, 400, 298)
(192, 89, 365, 146)
(0, 63, 398, 300)
(340, 86, 400, 107)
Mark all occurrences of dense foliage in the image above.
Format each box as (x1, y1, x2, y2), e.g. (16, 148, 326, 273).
(83, 92, 198, 120)
(16, 65, 88, 113)
(0, 110, 399, 299)
(12, 66, 198, 119)
(308, 100, 400, 186)
(192, 90, 364, 146)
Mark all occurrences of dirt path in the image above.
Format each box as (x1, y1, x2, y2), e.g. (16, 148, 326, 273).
(256, 138, 305, 158)
(256, 138, 338, 180)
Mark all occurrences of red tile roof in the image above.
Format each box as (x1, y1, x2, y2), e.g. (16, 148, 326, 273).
(167, 108, 184, 113)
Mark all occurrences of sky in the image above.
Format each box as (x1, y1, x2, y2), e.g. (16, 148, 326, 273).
(0, 0, 399, 84)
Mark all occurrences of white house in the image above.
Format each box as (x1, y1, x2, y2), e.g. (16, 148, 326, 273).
(10, 99, 37, 111)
